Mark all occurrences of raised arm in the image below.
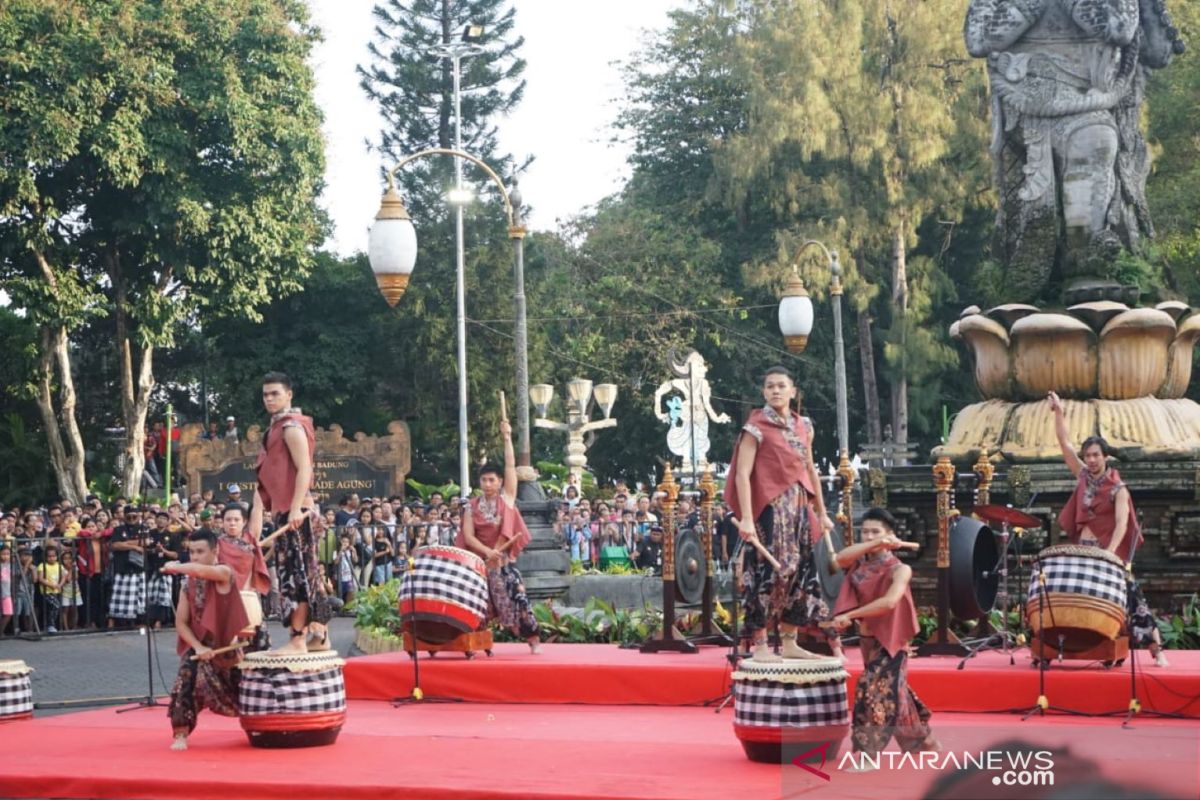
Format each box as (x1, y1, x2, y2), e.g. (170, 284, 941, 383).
(1047, 391, 1082, 477)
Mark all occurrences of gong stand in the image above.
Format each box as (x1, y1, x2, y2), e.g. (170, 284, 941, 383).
(917, 455, 970, 657)
(642, 465, 699, 654)
(685, 467, 733, 647)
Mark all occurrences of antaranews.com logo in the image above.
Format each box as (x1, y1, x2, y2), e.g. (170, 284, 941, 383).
(792, 743, 1055, 787)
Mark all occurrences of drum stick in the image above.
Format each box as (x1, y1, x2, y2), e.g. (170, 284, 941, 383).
(730, 516, 782, 570)
(260, 510, 314, 549)
(189, 641, 244, 661)
(500, 391, 508, 423)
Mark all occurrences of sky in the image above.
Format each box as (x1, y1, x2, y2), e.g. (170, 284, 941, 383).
(307, 1, 680, 257)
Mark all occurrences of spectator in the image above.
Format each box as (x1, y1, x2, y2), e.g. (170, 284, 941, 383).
(108, 507, 147, 629)
(716, 501, 737, 568)
(316, 563, 344, 616)
(334, 494, 356, 527)
(225, 483, 243, 507)
(201, 422, 220, 441)
(617, 509, 639, 555)
(378, 501, 397, 535)
(35, 544, 64, 632)
(0, 543, 12, 635)
(563, 485, 580, 509)
(76, 515, 109, 629)
(146, 511, 178, 628)
(371, 527, 393, 585)
(223, 416, 238, 441)
(392, 539, 410, 576)
(428, 492, 444, 512)
(637, 495, 659, 523)
(567, 506, 591, 565)
(335, 533, 358, 606)
(636, 525, 665, 574)
(59, 548, 81, 631)
(13, 547, 35, 633)
(317, 508, 339, 577)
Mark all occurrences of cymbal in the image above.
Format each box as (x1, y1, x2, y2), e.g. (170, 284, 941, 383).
(972, 504, 1041, 529)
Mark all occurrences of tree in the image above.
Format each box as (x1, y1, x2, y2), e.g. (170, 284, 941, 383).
(715, 0, 989, 448)
(0, 0, 327, 499)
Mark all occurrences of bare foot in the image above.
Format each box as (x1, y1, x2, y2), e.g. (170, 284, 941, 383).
(307, 625, 330, 652)
(752, 644, 782, 663)
(269, 638, 308, 657)
(170, 736, 188, 751)
(781, 642, 822, 660)
(528, 640, 542, 655)
(1155, 651, 1170, 668)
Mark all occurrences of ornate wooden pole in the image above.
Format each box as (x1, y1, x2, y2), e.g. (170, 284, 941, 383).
(836, 452, 856, 543)
(688, 466, 733, 646)
(641, 465, 697, 653)
(973, 449, 994, 509)
(918, 455, 968, 656)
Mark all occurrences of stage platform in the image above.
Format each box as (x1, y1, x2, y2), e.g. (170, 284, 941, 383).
(345, 642, 1200, 717)
(0, 701, 1196, 799)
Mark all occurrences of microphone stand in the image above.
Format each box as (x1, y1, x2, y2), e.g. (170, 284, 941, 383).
(1121, 535, 1143, 729)
(118, 528, 168, 713)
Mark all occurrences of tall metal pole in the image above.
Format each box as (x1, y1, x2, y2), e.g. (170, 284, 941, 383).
(830, 253, 849, 458)
(510, 182, 531, 475)
(452, 53, 470, 498)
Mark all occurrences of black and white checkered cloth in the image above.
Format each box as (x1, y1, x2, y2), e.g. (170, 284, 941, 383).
(146, 574, 173, 610)
(734, 678, 850, 728)
(1027, 552, 1126, 609)
(109, 573, 145, 620)
(399, 552, 489, 623)
(0, 674, 33, 718)
(239, 665, 346, 716)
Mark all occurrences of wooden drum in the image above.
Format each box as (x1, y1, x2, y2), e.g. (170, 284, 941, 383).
(238, 650, 346, 748)
(399, 545, 489, 643)
(1026, 544, 1127, 651)
(0, 660, 33, 723)
(731, 657, 850, 764)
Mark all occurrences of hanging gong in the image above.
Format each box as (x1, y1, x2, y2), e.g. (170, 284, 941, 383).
(674, 529, 706, 605)
(814, 525, 847, 608)
(948, 515, 1000, 620)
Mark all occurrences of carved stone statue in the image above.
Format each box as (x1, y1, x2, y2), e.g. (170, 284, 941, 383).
(965, 0, 1184, 301)
(653, 350, 730, 474)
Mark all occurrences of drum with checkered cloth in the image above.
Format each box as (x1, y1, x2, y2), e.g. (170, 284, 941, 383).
(238, 650, 345, 748)
(0, 661, 33, 723)
(398, 546, 489, 644)
(731, 657, 850, 764)
(1026, 544, 1127, 650)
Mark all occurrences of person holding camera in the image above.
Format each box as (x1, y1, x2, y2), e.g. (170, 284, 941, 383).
(147, 511, 180, 628)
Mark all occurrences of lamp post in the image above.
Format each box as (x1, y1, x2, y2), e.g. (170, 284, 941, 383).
(777, 240, 855, 536)
(367, 148, 531, 497)
(529, 379, 618, 483)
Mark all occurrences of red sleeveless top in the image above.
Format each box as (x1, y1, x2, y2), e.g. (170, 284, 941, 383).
(176, 570, 250, 656)
(255, 410, 315, 513)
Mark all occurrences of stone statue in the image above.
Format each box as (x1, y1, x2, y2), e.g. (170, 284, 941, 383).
(965, 0, 1184, 301)
(653, 349, 730, 474)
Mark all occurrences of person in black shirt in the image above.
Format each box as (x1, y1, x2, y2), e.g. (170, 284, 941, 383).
(108, 509, 148, 628)
(371, 527, 393, 585)
(716, 502, 738, 569)
(636, 525, 665, 575)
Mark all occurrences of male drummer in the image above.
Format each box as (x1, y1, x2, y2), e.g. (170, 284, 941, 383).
(1047, 392, 1167, 666)
(830, 507, 939, 768)
(249, 371, 318, 655)
(164, 528, 250, 751)
(458, 417, 542, 653)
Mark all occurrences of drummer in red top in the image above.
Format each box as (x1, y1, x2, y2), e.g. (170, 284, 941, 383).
(830, 507, 939, 768)
(726, 366, 839, 663)
(164, 528, 251, 751)
(249, 371, 318, 656)
(1047, 391, 1167, 666)
(459, 417, 542, 654)
(217, 504, 272, 652)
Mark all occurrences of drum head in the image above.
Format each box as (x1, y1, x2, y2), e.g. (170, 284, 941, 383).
(949, 515, 999, 620)
(674, 530, 706, 605)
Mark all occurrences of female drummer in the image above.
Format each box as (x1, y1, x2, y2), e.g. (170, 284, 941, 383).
(1047, 391, 1167, 667)
(458, 417, 542, 654)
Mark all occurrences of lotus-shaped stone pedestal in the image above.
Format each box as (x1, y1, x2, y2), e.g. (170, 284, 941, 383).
(941, 302, 1200, 461)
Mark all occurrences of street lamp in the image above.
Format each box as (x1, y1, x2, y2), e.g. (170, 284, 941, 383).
(531, 379, 618, 483)
(778, 240, 855, 534)
(367, 149, 532, 498)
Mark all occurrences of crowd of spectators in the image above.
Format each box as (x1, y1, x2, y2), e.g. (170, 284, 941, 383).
(0, 474, 743, 637)
(0, 487, 464, 637)
(552, 480, 738, 574)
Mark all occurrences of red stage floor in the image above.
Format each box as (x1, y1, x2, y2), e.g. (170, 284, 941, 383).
(345, 642, 1200, 717)
(0, 701, 1195, 800)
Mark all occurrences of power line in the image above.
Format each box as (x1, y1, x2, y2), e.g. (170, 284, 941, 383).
(470, 304, 776, 325)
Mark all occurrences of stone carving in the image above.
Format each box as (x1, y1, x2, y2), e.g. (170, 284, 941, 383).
(965, 0, 1185, 300)
(653, 349, 730, 474)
